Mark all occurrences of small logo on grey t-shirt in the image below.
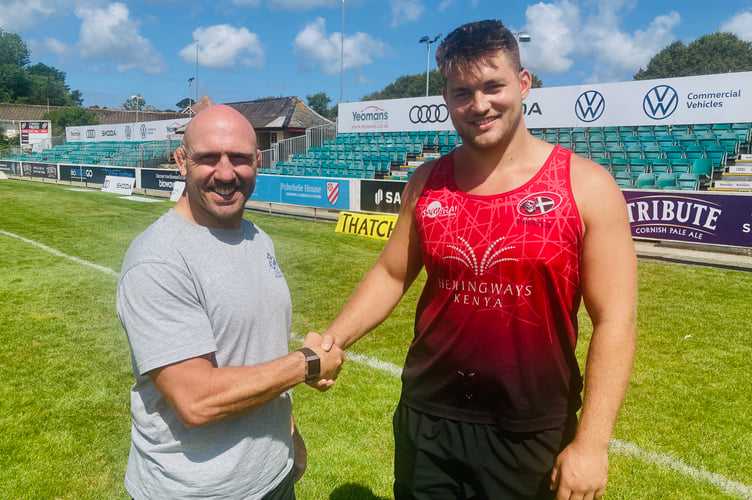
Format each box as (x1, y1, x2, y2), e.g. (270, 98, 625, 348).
(267, 253, 283, 278)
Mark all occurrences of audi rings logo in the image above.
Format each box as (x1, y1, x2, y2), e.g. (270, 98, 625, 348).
(409, 104, 449, 124)
(140, 123, 148, 140)
(575, 90, 605, 123)
(125, 125, 132, 140)
(643, 85, 678, 120)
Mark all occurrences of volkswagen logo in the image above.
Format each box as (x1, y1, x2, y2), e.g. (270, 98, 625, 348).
(575, 90, 605, 123)
(409, 104, 449, 124)
(643, 85, 678, 120)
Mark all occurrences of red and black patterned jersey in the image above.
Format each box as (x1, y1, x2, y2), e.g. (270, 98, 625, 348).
(402, 145, 584, 432)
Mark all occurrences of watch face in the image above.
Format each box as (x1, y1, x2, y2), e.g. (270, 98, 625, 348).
(300, 347, 320, 381)
(308, 356, 321, 380)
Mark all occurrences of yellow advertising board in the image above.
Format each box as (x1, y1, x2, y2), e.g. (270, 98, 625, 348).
(335, 211, 398, 241)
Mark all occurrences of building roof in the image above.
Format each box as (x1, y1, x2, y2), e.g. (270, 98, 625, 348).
(225, 97, 331, 131)
(0, 103, 184, 124)
(0, 96, 331, 133)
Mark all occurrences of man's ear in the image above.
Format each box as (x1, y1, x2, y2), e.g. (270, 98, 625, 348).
(174, 146, 188, 176)
(519, 69, 532, 99)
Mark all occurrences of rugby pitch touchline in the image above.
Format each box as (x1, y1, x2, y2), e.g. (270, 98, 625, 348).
(2, 228, 750, 500)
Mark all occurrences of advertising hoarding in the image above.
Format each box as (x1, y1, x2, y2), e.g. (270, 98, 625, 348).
(338, 72, 752, 133)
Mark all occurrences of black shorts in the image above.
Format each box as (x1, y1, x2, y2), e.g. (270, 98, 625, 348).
(393, 402, 577, 500)
(262, 466, 296, 500)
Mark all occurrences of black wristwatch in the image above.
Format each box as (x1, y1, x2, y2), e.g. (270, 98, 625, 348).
(297, 347, 321, 382)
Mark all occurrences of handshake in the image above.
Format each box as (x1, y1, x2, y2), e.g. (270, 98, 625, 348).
(299, 332, 345, 391)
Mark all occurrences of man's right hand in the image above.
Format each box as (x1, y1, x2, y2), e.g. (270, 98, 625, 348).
(302, 332, 344, 391)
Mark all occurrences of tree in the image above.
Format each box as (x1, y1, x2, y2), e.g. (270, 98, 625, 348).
(363, 68, 543, 101)
(175, 98, 191, 110)
(0, 64, 32, 102)
(123, 95, 146, 111)
(306, 91, 337, 121)
(43, 107, 99, 137)
(69, 90, 84, 107)
(25, 63, 72, 106)
(363, 70, 444, 101)
(0, 30, 30, 67)
(635, 32, 752, 80)
(0, 30, 83, 106)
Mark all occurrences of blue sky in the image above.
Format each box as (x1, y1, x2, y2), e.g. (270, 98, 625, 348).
(2, 0, 751, 111)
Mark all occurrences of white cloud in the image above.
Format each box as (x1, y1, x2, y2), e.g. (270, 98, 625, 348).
(0, 0, 62, 31)
(522, 1, 581, 74)
(43, 38, 70, 56)
(75, 3, 167, 75)
(293, 17, 390, 75)
(390, 0, 425, 28)
(522, 0, 680, 83)
(720, 10, 752, 41)
(582, 9, 680, 81)
(268, 0, 339, 10)
(181, 25, 265, 71)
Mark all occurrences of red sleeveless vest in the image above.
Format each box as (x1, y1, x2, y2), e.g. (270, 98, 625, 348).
(402, 145, 584, 431)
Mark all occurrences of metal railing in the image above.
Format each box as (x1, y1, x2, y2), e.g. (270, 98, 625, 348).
(260, 122, 337, 170)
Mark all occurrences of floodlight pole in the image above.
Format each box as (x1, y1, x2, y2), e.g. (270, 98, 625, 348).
(131, 94, 140, 123)
(195, 39, 199, 105)
(340, 0, 345, 103)
(419, 34, 442, 97)
(514, 31, 532, 44)
(188, 77, 195, 116)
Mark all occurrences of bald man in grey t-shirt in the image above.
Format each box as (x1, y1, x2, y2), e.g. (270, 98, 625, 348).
(117, 105, 343, 499)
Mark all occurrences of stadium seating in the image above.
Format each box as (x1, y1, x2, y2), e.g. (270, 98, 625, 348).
(4, 119, 750, 190)
(2, 140, 180, 168)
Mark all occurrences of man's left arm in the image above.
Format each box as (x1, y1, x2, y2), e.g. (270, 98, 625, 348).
(551, 157, 637, 499)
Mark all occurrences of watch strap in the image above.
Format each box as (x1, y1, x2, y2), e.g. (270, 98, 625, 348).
(297, 347, 321, 382)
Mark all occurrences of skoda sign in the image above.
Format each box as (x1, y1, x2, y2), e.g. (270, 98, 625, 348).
(643, 85, 678, 120)
(409, 104, 449, 124)
(575, 90, 605, 123)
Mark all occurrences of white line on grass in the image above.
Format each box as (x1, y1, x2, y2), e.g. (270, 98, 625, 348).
(292, 334, 403, 378)
(292, 334, 752, 498)
(0, 229, 120, 278)
(4, 230, 750, 499)
(610, 440, 752, 499)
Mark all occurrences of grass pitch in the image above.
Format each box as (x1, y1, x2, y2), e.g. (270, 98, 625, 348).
(0, 179, 750, 499)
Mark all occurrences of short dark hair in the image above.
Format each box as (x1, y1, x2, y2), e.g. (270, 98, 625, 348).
(435, 20, 521, 82)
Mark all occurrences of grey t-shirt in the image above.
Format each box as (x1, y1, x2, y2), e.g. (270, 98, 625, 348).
(117, 209, 293, 499)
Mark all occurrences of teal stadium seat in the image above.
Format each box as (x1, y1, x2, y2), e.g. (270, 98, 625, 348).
(657, 173, 678, 189)
(676, 134, 698, 147)
(717, 133, 740, 156)
(614, 173, 632, 189)
(691, 158, 713, 186)
(656, 135, 676, 148)
(684, 145, 705, 161)
(611, 158, 629, 174)
(704, 145, 727, 170)
(669, 159, 691, 174)
(636, 173, 657, 189)
(677, 173, 699, 191)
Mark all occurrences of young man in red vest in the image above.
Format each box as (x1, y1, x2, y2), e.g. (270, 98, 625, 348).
(323, 20, 636, 500)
